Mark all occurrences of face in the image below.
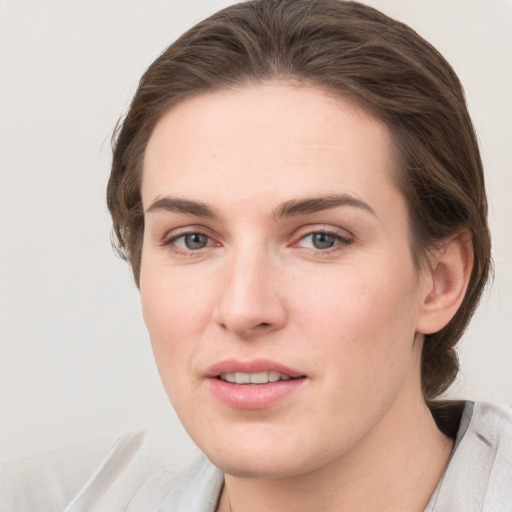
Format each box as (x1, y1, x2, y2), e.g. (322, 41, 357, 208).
(140, 83, 431, 478)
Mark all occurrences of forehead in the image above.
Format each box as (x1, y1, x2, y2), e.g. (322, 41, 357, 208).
(142, 83, 400, 214)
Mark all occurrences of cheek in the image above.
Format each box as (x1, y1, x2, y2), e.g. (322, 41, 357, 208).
(142, 279, 200, 336)
(140, 272, 210, 422)
(140, 265, 212, 375)
(295, 259, 421, 376)
(297, 269, 421, 442)
(297, 257, 419, 328)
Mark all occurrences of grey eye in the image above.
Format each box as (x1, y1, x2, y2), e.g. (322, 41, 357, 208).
(311, 233, 336, 249)
(183, 233, 209, 250)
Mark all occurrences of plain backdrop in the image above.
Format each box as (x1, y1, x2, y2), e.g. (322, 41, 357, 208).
(1, 0, 511, 462)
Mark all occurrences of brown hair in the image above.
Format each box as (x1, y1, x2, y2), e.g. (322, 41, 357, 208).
(107, 0, 491, 401)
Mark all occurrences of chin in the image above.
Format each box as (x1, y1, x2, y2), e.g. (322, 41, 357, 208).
(207, 450, 309, 479)
(196, 424, 327, 479)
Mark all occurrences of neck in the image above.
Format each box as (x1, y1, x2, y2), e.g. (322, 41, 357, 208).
(217, 363, 454, 512)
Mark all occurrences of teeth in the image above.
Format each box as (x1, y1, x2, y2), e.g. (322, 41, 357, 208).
(235, 372, 250, 384)
(249, 371, 267, 384)
(268, 371, 280, 383)
(223, 373, 236, 383)
(219, 371, 293, 384)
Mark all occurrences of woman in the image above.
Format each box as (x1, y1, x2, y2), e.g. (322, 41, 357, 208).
(104, 0, 511, 509)
(2, 0, 511, 510)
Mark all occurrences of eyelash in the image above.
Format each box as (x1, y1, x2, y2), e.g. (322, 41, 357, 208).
(162, 231, 218, 257)
(294, 229, 353, 255)
(162, 228, 353, 257)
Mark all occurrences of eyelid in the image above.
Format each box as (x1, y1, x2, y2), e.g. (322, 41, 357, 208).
(291, 225, 354, 253)
(160, 225, 221, 256)
(160, 224, 216, 244)
(292, 224, 353, 243)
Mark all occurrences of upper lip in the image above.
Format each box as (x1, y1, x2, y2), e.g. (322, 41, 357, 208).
(205, 359, 305, 379)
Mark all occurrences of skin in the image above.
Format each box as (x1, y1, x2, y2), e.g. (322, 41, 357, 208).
(140, 83, 472, 511)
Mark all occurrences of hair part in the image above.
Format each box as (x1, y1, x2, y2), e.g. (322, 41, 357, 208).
(108, 0, 491, 401)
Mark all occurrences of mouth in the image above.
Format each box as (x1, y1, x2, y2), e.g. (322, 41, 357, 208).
(206, 360, 307, 409)
(206, 359, 305, 379)
(218, 371, 294, 384)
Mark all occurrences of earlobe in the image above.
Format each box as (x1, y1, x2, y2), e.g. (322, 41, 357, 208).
(416, 232, 474, 335)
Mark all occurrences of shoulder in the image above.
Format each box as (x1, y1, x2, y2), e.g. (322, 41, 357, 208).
(430, 401, 512, 511)
(470, 402, 512, 504)
(158, 455, 224, 512)
(467, 401, 512, 480)
(0, 436, 120, 512)
(0, 430, 198, 512)
(472, 401, 512, 436)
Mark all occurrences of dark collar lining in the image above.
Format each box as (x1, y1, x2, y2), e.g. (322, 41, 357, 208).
(429, 400, 469, 439)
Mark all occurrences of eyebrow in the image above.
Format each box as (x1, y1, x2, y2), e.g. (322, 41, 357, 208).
(145, 193, 375, 219)
(146, 197, 218, 218)
(272, 194, 376, 219)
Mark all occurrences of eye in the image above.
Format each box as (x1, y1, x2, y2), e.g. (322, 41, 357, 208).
(167, 232, 213, 252)
(181, 233, 209, 250)
(306, 232, 337, 249)
(296, 231, 351, 251)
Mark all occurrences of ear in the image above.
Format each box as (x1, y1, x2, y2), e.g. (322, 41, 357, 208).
(416, 231, 474, 335)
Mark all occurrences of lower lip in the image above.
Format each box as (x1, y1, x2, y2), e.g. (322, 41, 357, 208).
(207, 377, 306, 409)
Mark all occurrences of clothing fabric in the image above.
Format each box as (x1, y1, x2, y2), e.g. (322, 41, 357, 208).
(1, 401, 511, 511)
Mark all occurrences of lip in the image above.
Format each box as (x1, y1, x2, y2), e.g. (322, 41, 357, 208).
(205, 359, 307, 410)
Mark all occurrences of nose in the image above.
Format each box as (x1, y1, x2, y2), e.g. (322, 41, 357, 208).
(213, 248, 287, 338)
